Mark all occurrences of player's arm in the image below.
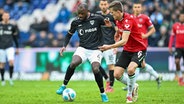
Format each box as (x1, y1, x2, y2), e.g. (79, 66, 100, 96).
(142, 26, 155, 39)
(12, 25, 19, 54)
(110, 30, 130, 48)
(60, 20, 76, 56)
(168, 32, 175, 54)
(99, 30, 130, 51)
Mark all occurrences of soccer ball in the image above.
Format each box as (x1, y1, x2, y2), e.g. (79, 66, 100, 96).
(62, 88, 76, 101)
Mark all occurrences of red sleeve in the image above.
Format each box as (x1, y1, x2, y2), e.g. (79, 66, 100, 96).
(168, 35, 174, 48)
(145, 16, 153, 28)
(168, 24, 176, 48)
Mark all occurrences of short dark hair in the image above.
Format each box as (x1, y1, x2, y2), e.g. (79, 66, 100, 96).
(109, 1, 123, 12)
(100, 0, 109, 3)
(134, 0, 142, 4)
(78, 3, 88, 11)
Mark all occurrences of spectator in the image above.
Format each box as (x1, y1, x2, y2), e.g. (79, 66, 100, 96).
(23, 33, 37, 47)
(157, 26, 169, 47)
(39, 16, 49, 32)
(30, 18, 40, 33)
(36, 31, 48, 47)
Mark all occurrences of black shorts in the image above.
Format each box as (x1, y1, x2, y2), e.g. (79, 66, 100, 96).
(175, 48, 184, 59)
(115, 50, 146, 69)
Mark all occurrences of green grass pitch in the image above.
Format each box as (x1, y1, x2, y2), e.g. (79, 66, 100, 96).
(0, 80, 184, 104)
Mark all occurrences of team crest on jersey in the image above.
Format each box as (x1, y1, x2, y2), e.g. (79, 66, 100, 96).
(90, 20, 94, 25)
(139, 18, 143, 22)
(8, 26, 12, 30)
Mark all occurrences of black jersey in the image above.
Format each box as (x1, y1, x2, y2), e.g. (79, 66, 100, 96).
(96, 11, 116, 45)
(0, 23, 18, 49)
(69, 13, 105, 50)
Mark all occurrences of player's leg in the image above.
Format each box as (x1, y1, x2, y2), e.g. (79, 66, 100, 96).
(0, 49, 6, 86)
(56, 47, 84, 95)
(178, 48, 184, 85)
(6, 47, 15, 86)
(174, 48, 183, 84)
(99, 65, 109, 81)
(89, 50, 108, 102)
(103, 49, 115, 92)
(126, 50, 146, 103)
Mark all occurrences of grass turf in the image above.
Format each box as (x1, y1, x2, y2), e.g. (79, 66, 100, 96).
(0, 80, 184, 104)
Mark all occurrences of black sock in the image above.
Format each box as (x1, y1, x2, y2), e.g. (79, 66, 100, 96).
(94, 71, 104, 93)
(0, 68, 5, 81)
(109, 70, 114, 87)
(63, 65, 75, 85)
(9, 66, 14, 79)
(99, 66, 108, 80)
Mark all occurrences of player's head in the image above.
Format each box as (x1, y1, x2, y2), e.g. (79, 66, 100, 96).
(77, 3, 88, 21)
(99, 0, 109, 13)
(133, 1, 142, 16)
(2, 11, 10, 22)
(179, 10, 184, 23)
(109, 1, 124, 20)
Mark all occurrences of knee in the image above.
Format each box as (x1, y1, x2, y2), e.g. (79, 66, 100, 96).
(114, 72, 121, 80)
(127, 67, 136, 75)
(92, 66, 99, 74)
(70, 62, 78, 69)
(175, 59, 180, 65)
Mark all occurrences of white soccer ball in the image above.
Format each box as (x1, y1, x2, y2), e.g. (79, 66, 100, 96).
(62, 88, 76, 101)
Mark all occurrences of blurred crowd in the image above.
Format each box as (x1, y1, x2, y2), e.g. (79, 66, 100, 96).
(0, 0, 184, 48)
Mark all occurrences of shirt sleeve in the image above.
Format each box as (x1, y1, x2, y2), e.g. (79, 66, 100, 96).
(98, 15, 105, 25)
(145, 16, 153, 29)
(68, 20, 77, 34)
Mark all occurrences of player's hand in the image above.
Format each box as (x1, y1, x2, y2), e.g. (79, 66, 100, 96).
(60, 47, 66, 56)
(141, 33, 148, 39)
(99, 45, 111, 51)
(113, 48, 118, 54)
(168, 48, 173, 55)
(15, 48, 19, 55)
(114, 32, 120, 42)
(104, 18, 112, 27)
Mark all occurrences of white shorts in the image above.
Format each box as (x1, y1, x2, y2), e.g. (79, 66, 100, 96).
(73, 47, 102, 64)
(102, 48, 116, 65)
(0, 47, 15, 63)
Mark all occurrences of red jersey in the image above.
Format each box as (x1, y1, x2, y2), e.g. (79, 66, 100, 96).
(169, 22, 184, 48)
(116, 13, 146, 52)
(134, 14, 153, 46)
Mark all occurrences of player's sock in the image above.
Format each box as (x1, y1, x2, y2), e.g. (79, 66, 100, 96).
(109, 70, 114, 87)
(127, 73, 136, 97)
(0, 68, 5, 81)
(9, 66, 14, 79)
(135, 68, 140, 79)
(144, 63, 158, 79)
(94, 71, 104, 93)
(118, 73, 128, 85)
(63, 65, 75, 85)
(176, 70, 182, 78)
(99, 66, 109, 80)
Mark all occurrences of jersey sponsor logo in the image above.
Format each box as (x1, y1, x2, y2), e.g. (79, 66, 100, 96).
(3, 30, 13, 35)
(84, 27, 97, 33)
(79, 29, 84, 35)
(176, 30, 184, 34)
(138, 24, 142, 28)
(124, 24, 130, 29)
(79, 27, 97, 35)
(90, 20, 94, 25)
